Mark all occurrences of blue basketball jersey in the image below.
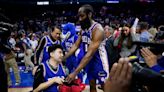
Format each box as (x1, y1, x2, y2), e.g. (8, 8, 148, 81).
(42, 61, 66, 92)
(77, 22, 109, 83)
(42, 36, 61, 63)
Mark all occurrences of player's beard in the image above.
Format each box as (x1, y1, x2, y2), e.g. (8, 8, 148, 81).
(80, 16, 91, 30)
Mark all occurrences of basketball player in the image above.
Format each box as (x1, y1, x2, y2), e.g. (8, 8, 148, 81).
(64, 4, 109, 92)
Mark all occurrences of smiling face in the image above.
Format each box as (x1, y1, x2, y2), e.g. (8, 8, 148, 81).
(51, 27, 61, 40)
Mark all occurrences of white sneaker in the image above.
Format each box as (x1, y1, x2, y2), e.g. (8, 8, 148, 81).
(15, 82, 20, 86)
(24, 70, 28, 73)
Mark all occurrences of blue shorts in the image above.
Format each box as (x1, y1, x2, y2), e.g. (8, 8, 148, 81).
(84, 58, 109, 84)
(77, 45, 109, 84)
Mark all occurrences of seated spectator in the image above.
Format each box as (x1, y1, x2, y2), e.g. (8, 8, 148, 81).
(33, 44, 65, 92)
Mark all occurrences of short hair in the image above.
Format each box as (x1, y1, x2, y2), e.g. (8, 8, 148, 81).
(158, 25, 164, 31)
(104, 25, 114, 34)
(138, 22, 149, 30)
(123, 23, 131, 28)
(48, 44, 63, 54)
(51, 26, 60, 32)
(81, 4, 94, 15)
(108, 27, 114, 34)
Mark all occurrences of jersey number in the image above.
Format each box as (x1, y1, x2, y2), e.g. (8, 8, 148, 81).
(85, 44, 88, 52)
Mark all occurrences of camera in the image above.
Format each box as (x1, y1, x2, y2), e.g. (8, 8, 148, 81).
(129, 41, 164, 92)
(0, 12, 13, 46)
(130, 61, 164, 92)
(0, 21, 13, 53)
(133, 41, 164, 55)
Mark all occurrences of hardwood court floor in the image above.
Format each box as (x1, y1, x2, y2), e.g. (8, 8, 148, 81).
(8, 87, 33, 92)
(8, 86, 104, 92)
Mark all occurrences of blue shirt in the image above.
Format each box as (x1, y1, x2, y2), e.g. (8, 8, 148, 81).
(151, 56, 164, 73)
(140, 31, 153, 42)
(42, 36, 61, 63)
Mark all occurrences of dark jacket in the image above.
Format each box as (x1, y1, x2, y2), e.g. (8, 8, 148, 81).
(105, 36, 119, 71)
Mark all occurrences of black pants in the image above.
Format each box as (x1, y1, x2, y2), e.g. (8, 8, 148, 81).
(0, 58, 8, 92)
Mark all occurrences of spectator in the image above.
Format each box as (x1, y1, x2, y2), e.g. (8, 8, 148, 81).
(138, 22, 153, 42)
(33, 44, 65, 92)
(114, 24, 138, 57)
(20, 33, 34, 72)
(29, 33, 38, 52)
(104, 25, 119, 70)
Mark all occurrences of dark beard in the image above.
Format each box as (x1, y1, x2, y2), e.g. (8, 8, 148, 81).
(80, 17, 91, 30)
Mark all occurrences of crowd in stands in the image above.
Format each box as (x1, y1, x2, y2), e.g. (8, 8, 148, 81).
(0, 3, 163, 92)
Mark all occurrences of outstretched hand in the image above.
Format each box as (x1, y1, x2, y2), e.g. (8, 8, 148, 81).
(104, 58, 133, 92)
(65, 72, 77, 84)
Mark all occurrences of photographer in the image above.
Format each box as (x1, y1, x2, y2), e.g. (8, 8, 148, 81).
(0, 23, 21, 86)
(0, 12, 11, 92)
(141, 47, 164, 73)
(104, 53, 164, 92)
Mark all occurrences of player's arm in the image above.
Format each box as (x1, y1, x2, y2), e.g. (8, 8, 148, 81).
(63, 31, 82, 60)
(74, 25, 104, 74)
(34, 37, 46, 65)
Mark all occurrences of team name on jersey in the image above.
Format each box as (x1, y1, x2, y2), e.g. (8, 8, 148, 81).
(82, 35, 91, 44)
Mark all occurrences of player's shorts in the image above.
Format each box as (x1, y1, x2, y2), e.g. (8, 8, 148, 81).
(84, 56, 109, 84)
